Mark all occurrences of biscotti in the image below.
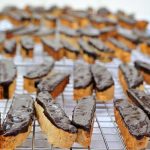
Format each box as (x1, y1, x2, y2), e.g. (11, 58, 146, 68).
(78, 38, 97, 64)
(42, 37, 64, 60)
(37, 72, 70, 98)
(74, 63, 93, 100)
(140, 40, 150, 56)
(89, 38, 114, 62)
(0, 94, 34, 149)
(114, 98, 150, 150)
(20, 36, 34, 58)
(118, 64, 144, 93)
(72, 96, 96, 147)
(127, 89, 150, 118)
(24, 58, 54, 93)
(134, 60, 150, 84)
(0, 60, 17, 99)
(3, 39, 17, 57)
(35, 91, 77, 148)
(91, 63, 114, 101)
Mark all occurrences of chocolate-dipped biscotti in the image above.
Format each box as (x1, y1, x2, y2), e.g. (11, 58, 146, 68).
(42, 37, 64, 60)
(89, 38, 114, 62)
(24, 59, 54, 93)
(37, 72, 70, 99)
(78, 38, 97, 64)
(106, 38, 131, 62)
(72, 96, 96, 147)
(127, 89, 150, 118)
(91, 64, 114, 101)
(61, 39, 80, 60)
(114, 98, 150, 150)
(35, 91, 77, 148)
(3, 39, 17, 58)
(118, 64, 144, 93)
(74, 63, 93, 100)
(0, 94, 34, 149)
(0, 60, 17, 99)
(20, 36, 34, 58)
(135, 60, 150, 84)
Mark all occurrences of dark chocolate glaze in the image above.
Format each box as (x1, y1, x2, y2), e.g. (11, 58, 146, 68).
(91, 63, 114, 91)
(42, 38, 63, 51)
(78, 38, 97, 58)
(89, 38, 114, 53)
(108, 38, 131, 52)
(127, 89, 150, 118)
(61, 39, 79, 53)
(21, 36, 34, 50)
(135, 60, 150, 74)
(59, 25, 80, 37)
(97, 7, 111, 16)
(24, 59, 54, 79)
(0, 94, 34, 136)
(36, 91, 77, 133)
(37, 72, 70, 92)
(0, 32, 6, 43)
(79, 26, 100, 37)
(4, 39, 16, 54)
(34, 26, 54, 36)
(118, 29, 139, 43)
(74, 63, 92, 89)
(119, 64, 143, 88)
(72, 96, 96, 131)
(118, 15, 136, 25)
(114, 98, 150, 139)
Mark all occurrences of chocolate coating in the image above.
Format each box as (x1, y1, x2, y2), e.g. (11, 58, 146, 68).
(114, 98, 150, 139)
(118, 15, 136, 25)
(108, 38, 131, 52)
(100, 26, 116, 34)
(127, 89, 150, 118)
(78, 39, 97, 58)
(74, 63, 92, 89)
(42, 38, 63, 51)
(34, 26, 54, 36)
(37, 72, 70, 92)
(89, 38, 114, 53)
(21, 36, 34, 50)
(61, 39, 79, 53)
(4, 39, 16, 54)
(135, 60, 150, 74)
(0, 94, 34, 136)
(91, 64, 114, 91)
(36, 91, 77, 133)
(24, 58, 54, 79)
(119, 64, 143, 88)
(72, 96, 96, 131)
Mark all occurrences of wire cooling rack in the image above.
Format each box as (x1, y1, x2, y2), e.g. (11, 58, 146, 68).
(1, 40, 150, 150)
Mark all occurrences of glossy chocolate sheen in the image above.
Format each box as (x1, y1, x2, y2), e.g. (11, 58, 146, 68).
(36, 91, 77, 133)
(24, 59, 54, 79)
(74, 63, 92, 89)
(37, 72, 70, 92)
(127, 89, 150, 118)
(21, 36, 34, 50)
(59, 25, 80, 37)
(34, 26, 54, 36)
(91, 64, 114, 91)
(135, 60, 150, 74)
(89, 38, 114, 53)
(0, 94, 34, 136)
(61, 39, 79, 53)
(79, 26, 100, 37)
(114, 99, 150, 139)
(78, 39, 97, 57)
(108, 38, 131, 52)
(0, 60, 17, 85)
(4, 39, 16, 54)
(42, 38, 63, 51)
(72, 96, 96, 131)
(119, 64, 143, 88)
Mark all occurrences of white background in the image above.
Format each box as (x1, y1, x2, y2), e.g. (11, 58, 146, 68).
(0, 0, 149, 20)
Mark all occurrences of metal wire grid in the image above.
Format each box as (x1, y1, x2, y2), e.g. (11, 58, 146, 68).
(1, 45, 150, 150)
